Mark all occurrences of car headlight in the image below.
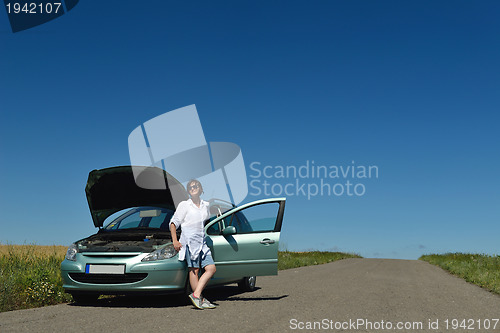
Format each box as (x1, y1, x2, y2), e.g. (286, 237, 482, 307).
(65, 243, 78, 261)
(141, 244, 176, 261)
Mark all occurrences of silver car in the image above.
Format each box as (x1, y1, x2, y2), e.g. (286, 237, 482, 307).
(61, 166, 285, 303)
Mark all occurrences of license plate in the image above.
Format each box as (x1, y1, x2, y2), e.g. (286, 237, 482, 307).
(85, 264, 125, 274)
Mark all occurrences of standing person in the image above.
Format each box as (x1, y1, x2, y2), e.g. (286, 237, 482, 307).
(169, 179, 217, 309)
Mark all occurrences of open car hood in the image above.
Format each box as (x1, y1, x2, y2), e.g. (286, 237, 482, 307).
(85, 166, 188, 228)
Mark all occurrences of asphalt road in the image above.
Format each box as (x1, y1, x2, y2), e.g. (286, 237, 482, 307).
(1, 259, 499, 332)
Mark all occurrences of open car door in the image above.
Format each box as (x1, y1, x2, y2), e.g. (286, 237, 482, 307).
(204, 198, 286, 278)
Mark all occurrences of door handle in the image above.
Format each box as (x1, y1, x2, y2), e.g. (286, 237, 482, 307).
(260, 238, 275, 244)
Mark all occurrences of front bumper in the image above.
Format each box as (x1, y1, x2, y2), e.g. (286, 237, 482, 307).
(60, 252, 188, 294)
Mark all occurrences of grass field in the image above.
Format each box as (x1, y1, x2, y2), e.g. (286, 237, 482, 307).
(419, 253, 500, 295)
(0, 244, 360, 313)
(278, 251, 361, 270)
(0, 244, 72, 312)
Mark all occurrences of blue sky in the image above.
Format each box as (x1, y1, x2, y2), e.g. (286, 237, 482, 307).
(1, 1, 499, 259)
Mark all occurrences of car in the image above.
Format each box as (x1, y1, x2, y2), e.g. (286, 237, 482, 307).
(60, 165, 286, 303)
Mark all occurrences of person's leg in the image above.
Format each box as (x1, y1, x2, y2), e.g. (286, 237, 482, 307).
(187, 268, 204, 309)
(193, 264, 216, 298)
(186, 246, 201, 292)
(188, 267, 199, 292)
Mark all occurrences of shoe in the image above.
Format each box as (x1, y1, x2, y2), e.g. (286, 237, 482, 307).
(188, 293, 204, 310)
(201, 296, 216, 309)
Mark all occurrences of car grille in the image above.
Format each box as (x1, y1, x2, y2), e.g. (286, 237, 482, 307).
(69, 273, 148, 284)
(81, 253, 140, 259)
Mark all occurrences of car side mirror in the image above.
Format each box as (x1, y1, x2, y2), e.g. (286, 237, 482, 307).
(222, 226, 236, 236)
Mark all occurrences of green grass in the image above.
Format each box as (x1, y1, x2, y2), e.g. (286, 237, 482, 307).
(278, 251, 362, 270)
(0, 244, 72, 312)
(419, 253, 500, 295)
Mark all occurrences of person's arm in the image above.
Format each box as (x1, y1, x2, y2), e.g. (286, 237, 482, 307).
(169, 202, 186, 252)
(170, 223, 182, 251)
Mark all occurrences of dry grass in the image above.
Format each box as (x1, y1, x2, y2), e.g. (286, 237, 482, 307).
(0, 244, 67, 257)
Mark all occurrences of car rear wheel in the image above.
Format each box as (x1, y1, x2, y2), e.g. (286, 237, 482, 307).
(238, 276, 256, 292)
(71, 293, 99, 304)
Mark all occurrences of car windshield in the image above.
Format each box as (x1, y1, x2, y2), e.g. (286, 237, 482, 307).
(103, 207, 175, 231)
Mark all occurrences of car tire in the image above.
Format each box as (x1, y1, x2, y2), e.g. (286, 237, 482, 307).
(71, 293, 99, 304)
(238, 276, 256, 292)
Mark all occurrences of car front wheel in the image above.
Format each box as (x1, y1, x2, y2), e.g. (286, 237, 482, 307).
(238, 276, 256, 292)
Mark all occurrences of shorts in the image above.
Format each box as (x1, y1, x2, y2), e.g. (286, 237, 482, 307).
(185, 245, 215, 268)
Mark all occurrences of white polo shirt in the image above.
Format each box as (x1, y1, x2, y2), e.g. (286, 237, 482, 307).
(169, 198, 211, 261)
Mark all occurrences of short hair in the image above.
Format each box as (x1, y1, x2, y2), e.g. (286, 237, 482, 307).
(186, 179, 203, 194)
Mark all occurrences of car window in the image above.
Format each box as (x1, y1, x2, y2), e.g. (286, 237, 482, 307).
(104, 207, 174, 230)
(107, 212, 141, 230)
(225, 212, 253, 233)
(206, 203, 234, 235)
(149, 211, 173, 229)
(236, 202, 279, 233)
(206, 215, 221, 235)
(207, 202, 279, 235)
(207, 214, 237, 235)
